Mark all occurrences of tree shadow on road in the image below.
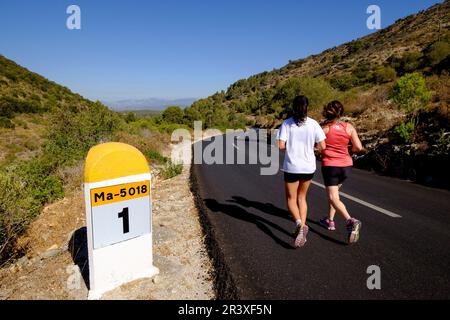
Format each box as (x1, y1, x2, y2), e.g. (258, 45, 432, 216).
(228, 196, 348, 246)
(203, 198, 295, 249)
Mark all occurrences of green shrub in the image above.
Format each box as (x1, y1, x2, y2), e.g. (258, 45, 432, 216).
(274, 76, 337, 111)
(0, 159, 64, 262)
(184, 107, 203, 123)
(395, 119, 415, 143)
(154, 122, 190, 134)
(329, 74, 360, 91)
(391, 73, 432, 114)
(389, 52, 424, 75)
(0, 116, 15, 129)
(374, 66, 397, 84)
(423, 41, 450, 68)
(352, 64, 373, 82)
(161, 161, 183, 179)
(227, 112, 247, 129)
(0, 101, 122, 263)
(144, 149, 168, 165)
(124, 112, 137, 123)
(44, 101, 123, 165)
(0, 97, 45, 118)
(431, 129, 450, 156)
(162, 106, 184, 124)
(332, 55, 342, 63)
(347, 40, 365, 55)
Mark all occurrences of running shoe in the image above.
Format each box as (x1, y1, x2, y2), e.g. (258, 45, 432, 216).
(319, 217, 336, 231)
(346, 218, 362, 244)
(294, 225, 309, 248)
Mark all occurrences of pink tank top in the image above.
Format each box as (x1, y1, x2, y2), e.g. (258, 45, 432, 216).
(321, 122, 353, 167)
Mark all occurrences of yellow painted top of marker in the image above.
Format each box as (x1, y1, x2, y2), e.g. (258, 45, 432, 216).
(84, 142, 150, 183)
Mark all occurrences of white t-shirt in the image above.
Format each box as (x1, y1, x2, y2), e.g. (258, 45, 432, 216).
(278, 117, 326, 174)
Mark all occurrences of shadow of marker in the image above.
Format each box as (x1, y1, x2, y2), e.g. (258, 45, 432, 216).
(68, 227, 90, 289)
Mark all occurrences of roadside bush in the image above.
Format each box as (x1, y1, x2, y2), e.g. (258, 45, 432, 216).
(0, 101, 122, 263)
(144, 149, 168, 165)
(395, 119, 415, 143)
(431, 129, 450, 156)
(391, 73, 432, 114)
(161, 161, 183, 179)
(0, 159, 64, 262)
(45, 101, 123, 165)
(154, 122, 190, 134)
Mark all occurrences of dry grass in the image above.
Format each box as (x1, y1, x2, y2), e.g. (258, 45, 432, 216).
(56, 161, 84, 196)
(114, 130, 171, 159)
(339, 84, 405, 135)
(0, 114, 48, 167)
(426, 73, 450, 117)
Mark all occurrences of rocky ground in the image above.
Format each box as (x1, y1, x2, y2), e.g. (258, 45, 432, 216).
(0, 164, 215, 300)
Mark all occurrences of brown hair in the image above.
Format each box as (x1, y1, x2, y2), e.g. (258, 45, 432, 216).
(323, 100, 344, 122)
(292, 95, 309, 126)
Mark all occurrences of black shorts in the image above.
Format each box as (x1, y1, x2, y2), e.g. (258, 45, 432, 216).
(284, 172, 315, 183)
(322, 166, 352, 186)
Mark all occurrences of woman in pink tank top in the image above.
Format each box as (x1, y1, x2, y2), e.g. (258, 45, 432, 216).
(320, 101, 364, 244)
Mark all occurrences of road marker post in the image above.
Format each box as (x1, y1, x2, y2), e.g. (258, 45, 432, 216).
(84, 142, 159, 299)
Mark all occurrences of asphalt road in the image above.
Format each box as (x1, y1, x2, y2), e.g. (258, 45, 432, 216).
(192, 132, 450, 299)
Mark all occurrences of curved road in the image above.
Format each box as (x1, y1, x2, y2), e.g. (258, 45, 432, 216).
(192, 133, 450, 299)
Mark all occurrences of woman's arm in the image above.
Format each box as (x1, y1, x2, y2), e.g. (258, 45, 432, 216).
(278, 122, 287, 151)
(279, 140, 286, 151)
(316, 140, 326, 152)
(348, 124, 363, 153)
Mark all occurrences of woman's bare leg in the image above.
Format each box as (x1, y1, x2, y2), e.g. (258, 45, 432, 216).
(297, 180, 312, 227)
(327, 186, 351, 221)
(328, 184, 342, 221)
(285, 181, 301, 222)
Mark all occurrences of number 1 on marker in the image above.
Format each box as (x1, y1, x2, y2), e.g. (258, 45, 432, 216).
(118, 207, 130, 234)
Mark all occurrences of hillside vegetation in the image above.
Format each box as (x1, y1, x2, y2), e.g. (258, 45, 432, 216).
(163, 1, 449, 126)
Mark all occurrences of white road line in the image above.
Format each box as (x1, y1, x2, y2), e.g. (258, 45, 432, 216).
(311, 181, 402, 218)
(232, 143, 240, 150)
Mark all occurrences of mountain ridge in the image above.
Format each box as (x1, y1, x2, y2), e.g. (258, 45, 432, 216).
(182, 0, 448, 124)
(103, 97, 197, 111)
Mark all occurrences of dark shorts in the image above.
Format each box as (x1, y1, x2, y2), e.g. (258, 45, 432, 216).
(284, 171, 315, 183)
(322, 166, 352, 186)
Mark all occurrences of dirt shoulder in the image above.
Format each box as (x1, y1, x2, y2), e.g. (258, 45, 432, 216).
(0, 164, 215, 300)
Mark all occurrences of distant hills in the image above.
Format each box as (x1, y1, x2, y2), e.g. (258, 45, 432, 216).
(103, 98, 198, 111)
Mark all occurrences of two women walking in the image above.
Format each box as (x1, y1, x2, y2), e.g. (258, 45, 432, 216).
(278, 96, 363, 248)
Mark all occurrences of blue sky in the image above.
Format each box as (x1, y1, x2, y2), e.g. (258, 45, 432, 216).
(0, 0, 443, 101)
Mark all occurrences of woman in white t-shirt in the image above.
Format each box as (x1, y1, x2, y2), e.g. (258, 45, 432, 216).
(278, 96, 326, 248)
